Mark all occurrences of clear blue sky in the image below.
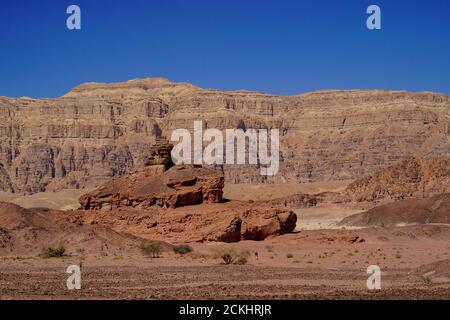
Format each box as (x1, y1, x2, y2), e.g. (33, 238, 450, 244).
(1, 0, 449, 98)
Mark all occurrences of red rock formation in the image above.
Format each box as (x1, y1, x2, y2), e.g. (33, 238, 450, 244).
(54, 202, 297, 243)
(79, 164, 224, 210)
(73, 161, 297, 243)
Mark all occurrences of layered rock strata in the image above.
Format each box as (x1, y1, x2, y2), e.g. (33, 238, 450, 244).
(1, 78, 449, 193)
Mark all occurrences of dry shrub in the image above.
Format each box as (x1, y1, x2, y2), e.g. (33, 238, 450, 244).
(212, 248, 250, 265)
(173, 244, 193, 255)
(140, 242, 161, 258)
(40, 243, 66, 258)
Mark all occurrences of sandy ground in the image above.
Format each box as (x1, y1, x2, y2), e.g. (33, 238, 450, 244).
(223, 180, 351, 201)
(0, 189, 90, 211)
(1, 226, 449, 300)
(294, 208, 364, 230)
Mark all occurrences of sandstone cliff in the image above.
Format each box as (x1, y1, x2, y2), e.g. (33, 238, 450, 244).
(1, 78, 449, 193)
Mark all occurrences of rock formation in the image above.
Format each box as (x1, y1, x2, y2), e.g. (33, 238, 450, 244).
(340, 193, 450, 227)
(0, 78, 449, 194)
(56, 202, 297, 243)
(344, 156, 450, 204)
(79, 164, 224, 210)
(67, 159, 297, 243)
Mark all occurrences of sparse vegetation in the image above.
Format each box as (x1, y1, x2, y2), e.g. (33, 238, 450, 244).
(12, 256, 33, 261)
(319, 252, 333, 259)
(213, 248, 250, 265)
(422, 275, 433, 286)
(140, 242, 162, 258)
(235, 251, 250, 265)
(40, 243, 66, 259)
(173, 244, 193, 255)
(286, 253, 294, 259)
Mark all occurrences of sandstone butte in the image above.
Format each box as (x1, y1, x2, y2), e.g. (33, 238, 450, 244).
(0, 77, 449, 194)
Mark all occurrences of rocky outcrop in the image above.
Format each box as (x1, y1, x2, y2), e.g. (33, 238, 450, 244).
(240, 209, 297, 241)
(1, 78, 449, 193)
(264, 193, 320, 208)
(144, 137, 173, 167)
(79, 164, 224, 210)
(72, 161, 297, 243)
(340, 193, 450, 227)
(344, 156, 450, 204)
(54, 202, 297, 243)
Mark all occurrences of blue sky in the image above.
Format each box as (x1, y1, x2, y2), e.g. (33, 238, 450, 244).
(0, 0, 449, 98)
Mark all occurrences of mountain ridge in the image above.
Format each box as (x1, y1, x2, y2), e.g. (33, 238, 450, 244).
(0, 78, 449, 194)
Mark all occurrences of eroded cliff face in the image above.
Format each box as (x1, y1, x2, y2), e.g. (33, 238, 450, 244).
(0, 78, 449, 193)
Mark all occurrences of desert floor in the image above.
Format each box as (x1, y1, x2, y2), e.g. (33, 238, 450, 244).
(1, 226, 449, 300)
(223, 180, 351, 201)
(0, 183, 449, 300)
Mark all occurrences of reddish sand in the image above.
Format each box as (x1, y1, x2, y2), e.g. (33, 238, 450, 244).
(1, 225, 449, 300)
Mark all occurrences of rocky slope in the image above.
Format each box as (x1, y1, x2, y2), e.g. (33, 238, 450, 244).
(0, 201, 157, 256)
(344, 156, 450, 204)
(340, 193, 450, 227)
(1, 78, 449, 193)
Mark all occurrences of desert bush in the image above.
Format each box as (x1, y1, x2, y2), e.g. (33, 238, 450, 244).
(234, 250, 250, 265)
(173, 244, 193, 255)
(286, 253, 294, 259)
(219, 249, 234, 265)
(213, 248, 250, 265)
(40, 243, 66, 258)
(140, 242, 161, 258)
